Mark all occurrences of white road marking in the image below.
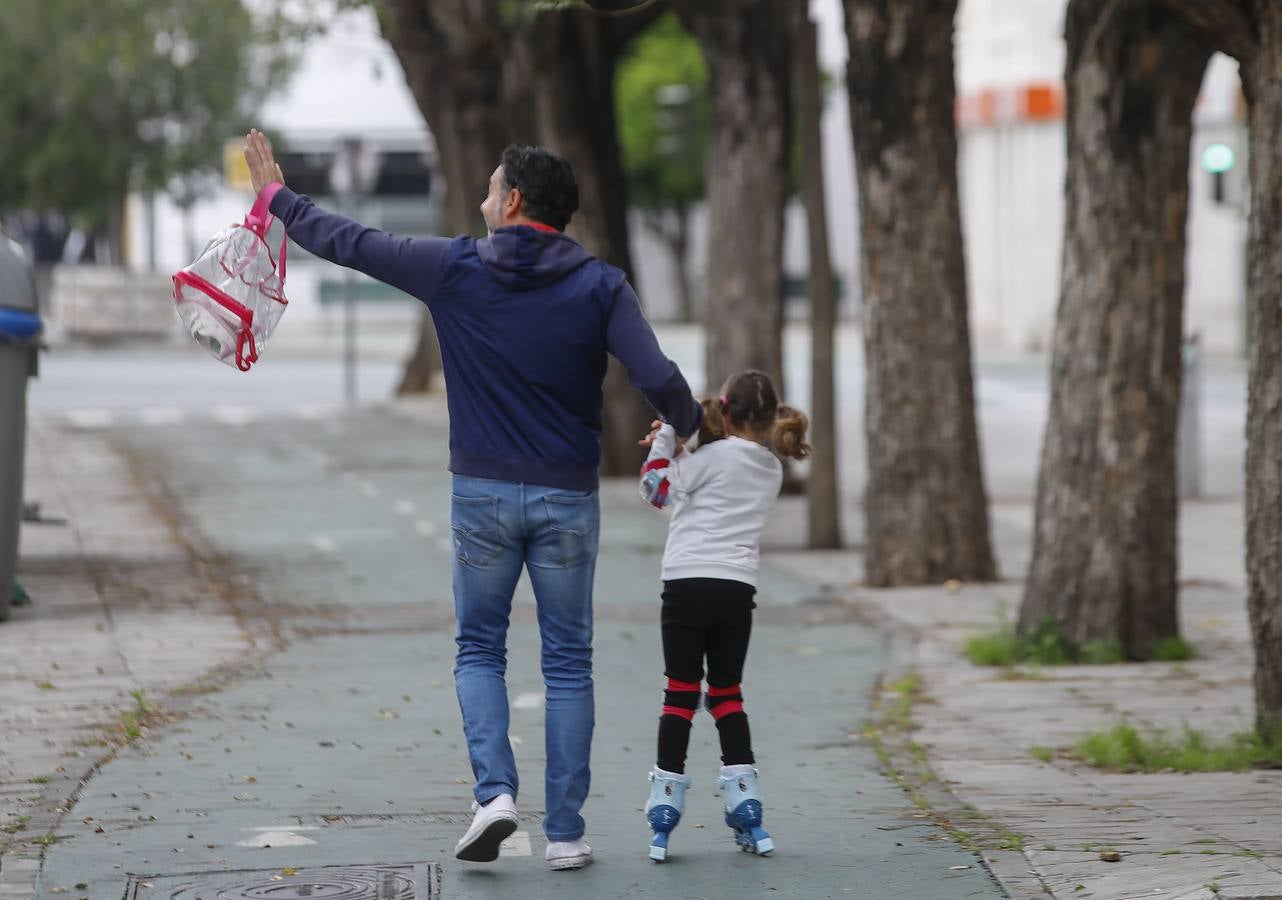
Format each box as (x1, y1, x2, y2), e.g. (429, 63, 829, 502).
(358, 480, 378, 497)
(436, 537, 453, 554)
(292, 404, 329, 421)
(394, 500, 417, 517)
(414, 520, 437, 537)
(236, 830, 318, 848)
(64, 409, 115, 429)
(513, 693, 543, 711)
(312, 536, 337, 553)
(499, 831, 532, 857)
(139, 407, 185, 426)
(213, 406, 259, 427)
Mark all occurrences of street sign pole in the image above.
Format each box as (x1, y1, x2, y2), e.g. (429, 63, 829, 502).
(332, 138, 378, 406)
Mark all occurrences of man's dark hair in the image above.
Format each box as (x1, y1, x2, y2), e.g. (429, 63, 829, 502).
(499, 144, 579, 232)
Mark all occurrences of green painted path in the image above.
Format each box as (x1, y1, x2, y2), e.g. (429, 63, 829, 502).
(39, 407, 1004, 899)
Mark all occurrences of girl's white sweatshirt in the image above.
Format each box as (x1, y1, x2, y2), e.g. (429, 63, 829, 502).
(641, 423, 783, 588)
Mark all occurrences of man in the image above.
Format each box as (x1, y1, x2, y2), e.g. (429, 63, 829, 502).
(244, 131, 702, 870)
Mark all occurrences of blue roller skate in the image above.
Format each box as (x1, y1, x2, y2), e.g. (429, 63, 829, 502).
(645, 768, 690, 861)
(719, 764, 774, 855)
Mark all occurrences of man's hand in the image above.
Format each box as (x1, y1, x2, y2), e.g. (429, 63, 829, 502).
(244, 129, 285, 194)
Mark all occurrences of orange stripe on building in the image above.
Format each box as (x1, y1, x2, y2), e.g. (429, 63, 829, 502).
(957, 81, 1065, 128)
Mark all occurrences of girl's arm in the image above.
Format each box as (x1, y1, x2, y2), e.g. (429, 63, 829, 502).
(639, 423, 714, 509)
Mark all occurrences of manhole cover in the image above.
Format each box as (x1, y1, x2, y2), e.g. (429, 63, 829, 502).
(124, 862, 436, 899)
(305, 811, 545, 828)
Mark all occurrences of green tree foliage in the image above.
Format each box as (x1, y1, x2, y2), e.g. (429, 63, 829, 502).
(614, 12, 708, 212)
(0, 0, 297, 243)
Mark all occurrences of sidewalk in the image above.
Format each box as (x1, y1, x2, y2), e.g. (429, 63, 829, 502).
(0, 425, 260, 897)
(766, 498, 1282, 900)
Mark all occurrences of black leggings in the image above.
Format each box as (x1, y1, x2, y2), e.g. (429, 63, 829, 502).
(655, 578, 756, 774)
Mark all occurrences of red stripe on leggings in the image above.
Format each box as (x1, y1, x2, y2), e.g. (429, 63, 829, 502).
(662, 705, 696, 721)
(706, 683, 741, 697)
(710, 700, 745, 720)
(666, 678, 701, 693)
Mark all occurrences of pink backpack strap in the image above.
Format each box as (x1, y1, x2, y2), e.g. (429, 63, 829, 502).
(245, 182, 288, 282)
(245, 182, 283, 238)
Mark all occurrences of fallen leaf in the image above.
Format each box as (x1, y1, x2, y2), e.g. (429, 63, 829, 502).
(1099, 850, 1121, 862)
(282, 867, 298, 876)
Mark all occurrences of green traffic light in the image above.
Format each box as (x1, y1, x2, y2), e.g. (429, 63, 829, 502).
(1201, 143, 1236, 174)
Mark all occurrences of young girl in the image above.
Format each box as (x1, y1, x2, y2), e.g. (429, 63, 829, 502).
(637, 369, 811, 862)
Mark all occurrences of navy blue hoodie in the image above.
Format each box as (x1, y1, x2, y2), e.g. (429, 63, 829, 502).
(269, 187, 702, 491)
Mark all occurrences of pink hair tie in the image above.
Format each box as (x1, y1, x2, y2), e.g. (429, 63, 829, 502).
(718, 394, 729, 412)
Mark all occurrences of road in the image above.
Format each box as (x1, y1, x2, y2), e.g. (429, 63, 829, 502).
(32, 402, 1006, 898)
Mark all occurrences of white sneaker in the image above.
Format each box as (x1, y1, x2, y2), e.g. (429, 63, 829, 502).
(545, 838, 593, 870)
(454, 794, 519, 862)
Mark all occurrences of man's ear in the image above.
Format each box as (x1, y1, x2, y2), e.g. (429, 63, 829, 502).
(503, 187, 522, 218)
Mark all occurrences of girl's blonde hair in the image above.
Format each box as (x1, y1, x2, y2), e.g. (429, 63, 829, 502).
(705, 369, 812, 461)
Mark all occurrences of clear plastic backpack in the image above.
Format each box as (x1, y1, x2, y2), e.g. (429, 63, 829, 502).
(173, 187, 288, 372)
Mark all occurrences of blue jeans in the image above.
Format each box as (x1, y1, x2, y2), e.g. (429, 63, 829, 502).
(450, 475, 600, 842)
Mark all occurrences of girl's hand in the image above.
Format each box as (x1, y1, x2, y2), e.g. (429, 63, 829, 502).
(638, 419, 663, 448)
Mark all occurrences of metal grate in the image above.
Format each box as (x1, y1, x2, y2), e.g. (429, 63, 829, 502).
(124, 862, 436, 899)
(306, 811, 544, 828)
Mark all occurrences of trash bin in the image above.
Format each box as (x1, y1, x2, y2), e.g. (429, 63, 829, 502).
(0, 234, 40, 622)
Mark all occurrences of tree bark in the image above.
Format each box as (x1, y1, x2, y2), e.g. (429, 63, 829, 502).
(676, 0, 791, 391)
(378, 0, 534, 396)
(844, 0, 995, 585)
(1018, 0, 1209, 656)
(670, 206, 695, 323)
(795, 11, 842, 550)
(1238, 1, 1282, 738)
(521, 6, 663, 476)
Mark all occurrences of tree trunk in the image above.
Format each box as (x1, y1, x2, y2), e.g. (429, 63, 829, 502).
(844, 0, 995, 585)
(1018, 0, 1209, 656)
(669, 205, 696, 324)
(378, 0, 533, 396)
(795, 11, 841, 550)
(676, 0, 791, 390)
(522, 6, 664, 476)
(1240, 2, 1282, 738)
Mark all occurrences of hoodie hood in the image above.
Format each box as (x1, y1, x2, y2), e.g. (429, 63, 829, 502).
(476, 225, 596, 290)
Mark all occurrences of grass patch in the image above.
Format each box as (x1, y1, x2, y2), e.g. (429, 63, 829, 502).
(997, 831, 1024, 850)
(117, 689, 160, 742)
(1078, 638, 1125, 665)
(964, 612, 1071, 666)
(1152, 636, 1196, 662)
(1073, 722, 1282, 772)
(2, 815, 30, 834)
(965, 609, 1195, 668)
(1029, 746, 1055, 763)
(29, 776, 50, 785)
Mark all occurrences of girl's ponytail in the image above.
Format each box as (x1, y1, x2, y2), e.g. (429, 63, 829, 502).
(697, 397, 727, 448)
(771, 404, 812, 461)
